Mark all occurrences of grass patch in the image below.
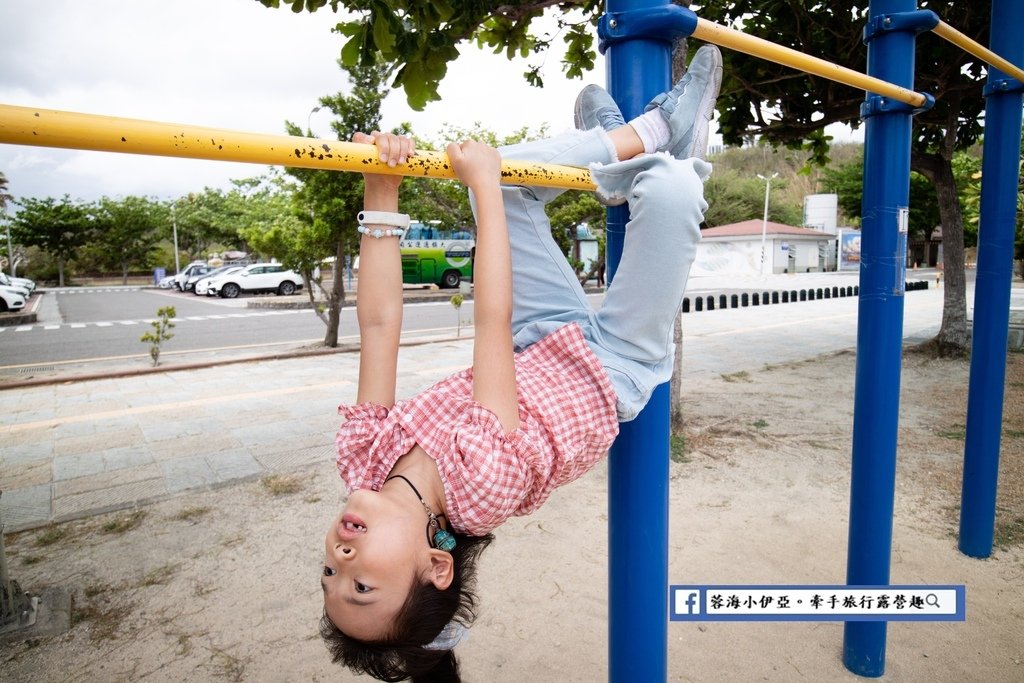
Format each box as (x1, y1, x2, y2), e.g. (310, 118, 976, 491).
(101, 510, 147, 534)
(752, 418, 769, 429)
(34, 525, 68, 547)
(170, 506, 212, 522)
(83, 583, 110, 599)
(21, 555, 45, 566)
(720, 371, 752, 383)
(139, 563, 179, 587)
(72, 598, 132, 642)
(670, 434, 691, 463)
(1004, 429, 1024, 439)
(994, 517, 1024, 549)
(261, 473, 304, 496)
(937, 424, 966, 440)
(993, 518, 1024, 549)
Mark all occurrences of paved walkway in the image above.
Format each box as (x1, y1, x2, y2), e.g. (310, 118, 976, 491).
(1, 269, 1016, 532)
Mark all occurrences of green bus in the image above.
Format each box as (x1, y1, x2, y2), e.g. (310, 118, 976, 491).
(400, 222, 475, 289)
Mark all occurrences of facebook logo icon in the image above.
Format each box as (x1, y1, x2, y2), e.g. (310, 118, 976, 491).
(672, 587, 703, 619)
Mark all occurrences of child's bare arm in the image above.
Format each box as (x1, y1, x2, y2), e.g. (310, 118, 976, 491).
(353, 131, 414, 408)
(447, 140, 520, 432)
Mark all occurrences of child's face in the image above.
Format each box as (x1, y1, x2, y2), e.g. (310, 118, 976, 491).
(321, 489, 433, 640)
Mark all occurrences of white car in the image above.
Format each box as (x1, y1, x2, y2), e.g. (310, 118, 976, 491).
(0, 286, 27, 312)
(173, 261, 210, 291)
(194, 266, 244, 296)
(0, 272, 33, 295)
(206, 263, 303, 299)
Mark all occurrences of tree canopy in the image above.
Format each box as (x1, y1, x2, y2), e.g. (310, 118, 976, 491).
(255, 0, 602, 109)
(11, 196, 94, 286)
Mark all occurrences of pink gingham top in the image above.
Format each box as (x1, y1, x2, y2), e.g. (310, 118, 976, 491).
(335, 322, 619, 536)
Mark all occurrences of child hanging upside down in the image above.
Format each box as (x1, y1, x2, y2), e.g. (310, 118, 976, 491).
(322, 45, 723, 683)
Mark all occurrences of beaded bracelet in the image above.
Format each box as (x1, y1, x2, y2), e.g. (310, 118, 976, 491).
(357, 210, 410, 239)
(357, 224, 406, 238)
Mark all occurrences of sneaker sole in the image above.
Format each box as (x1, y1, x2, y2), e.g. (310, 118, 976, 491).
(682, 51, 723, 160)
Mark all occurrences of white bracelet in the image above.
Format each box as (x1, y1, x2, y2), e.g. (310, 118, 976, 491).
(357, 224, 405, 239)
(357, 211, 410, 228)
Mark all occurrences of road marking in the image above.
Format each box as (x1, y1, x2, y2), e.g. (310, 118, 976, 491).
(0, 337, 325, 371)
(2, 308, 306, 332)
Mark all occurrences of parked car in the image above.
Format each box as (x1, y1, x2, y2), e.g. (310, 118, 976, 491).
(194, 266, 244, 296)
(173, 261, 210, 291)
(206, 263, 303, 299)
(157, 274, 177, 289)
(183, 264, 237, 293)
(0, 272, 34, 295)
(0, 286, 27, 312)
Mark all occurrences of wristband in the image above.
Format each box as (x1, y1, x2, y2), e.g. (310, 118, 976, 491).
(357, 211, 410, 228)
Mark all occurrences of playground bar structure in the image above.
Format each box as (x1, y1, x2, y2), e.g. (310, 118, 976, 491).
(960, 0, 1024, 559)
(1, 1, 1022, 680)
(0, 104, 597, 192)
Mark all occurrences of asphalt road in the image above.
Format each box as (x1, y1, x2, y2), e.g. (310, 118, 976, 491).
(0, 286, 472, 372)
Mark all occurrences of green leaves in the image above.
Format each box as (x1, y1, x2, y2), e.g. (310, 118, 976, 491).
(257, 1, 605, 110)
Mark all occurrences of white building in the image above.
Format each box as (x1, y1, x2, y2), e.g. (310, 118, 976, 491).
(692, 220, 836, 276)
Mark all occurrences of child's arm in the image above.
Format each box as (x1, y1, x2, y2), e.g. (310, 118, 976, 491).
(447, 140, 521, 433)
(353, 131, 415, 408)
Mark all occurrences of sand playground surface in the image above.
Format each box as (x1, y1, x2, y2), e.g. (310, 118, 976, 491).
(2, 349, 1022, 682)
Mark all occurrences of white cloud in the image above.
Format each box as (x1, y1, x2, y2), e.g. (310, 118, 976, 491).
(0, 0, 607, 204)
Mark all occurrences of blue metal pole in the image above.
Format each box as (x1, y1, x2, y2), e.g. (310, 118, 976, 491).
(843, 0, 924, 676)
(959, 0, 1024, 559)
(599, 2, 695, 680)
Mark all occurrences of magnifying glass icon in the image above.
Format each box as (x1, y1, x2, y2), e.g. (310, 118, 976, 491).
(925, 593, 940, 608)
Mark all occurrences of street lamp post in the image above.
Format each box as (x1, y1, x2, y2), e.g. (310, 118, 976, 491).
(171, 203, 180, 274)
(757, 172, 779, 275)
(307, 106, 321, 135)
(3, 212, 14, 276)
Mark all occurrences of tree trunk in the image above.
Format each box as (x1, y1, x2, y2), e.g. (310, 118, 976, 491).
(323, 239, 347, 347)
(121, 260, 129, 286)
(57, 256, 65, 287)
(913, 150, 971, 356)
(668, 5, 690, 435)
(670, 312, 685, 435)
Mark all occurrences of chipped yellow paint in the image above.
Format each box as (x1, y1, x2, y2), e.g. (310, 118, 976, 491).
(932, 21, 1024, 83)
(0, 104, 597, 192)
(693, 18, 928, 108)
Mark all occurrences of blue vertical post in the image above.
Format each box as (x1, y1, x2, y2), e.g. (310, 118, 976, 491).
(959, 0, 1024, 558)
(599, 2, 695, 680)
(844, 1, 928, 677)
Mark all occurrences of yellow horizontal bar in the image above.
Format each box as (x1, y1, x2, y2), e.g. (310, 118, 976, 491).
(692, 18, 927, 108)
(932, 21, 1024, 84)
(0, 104, 597, 192)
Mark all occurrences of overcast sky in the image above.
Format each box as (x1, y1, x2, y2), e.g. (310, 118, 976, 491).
(0, 0, 610, 204)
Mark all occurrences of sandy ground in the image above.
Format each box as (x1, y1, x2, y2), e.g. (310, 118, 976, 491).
(2, 349, 1022, 682)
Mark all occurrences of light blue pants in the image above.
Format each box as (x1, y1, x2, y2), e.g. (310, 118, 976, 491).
(479, 129, 709, 421)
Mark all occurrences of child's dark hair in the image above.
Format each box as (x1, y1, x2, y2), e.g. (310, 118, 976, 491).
(320, 531, 494, 683)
